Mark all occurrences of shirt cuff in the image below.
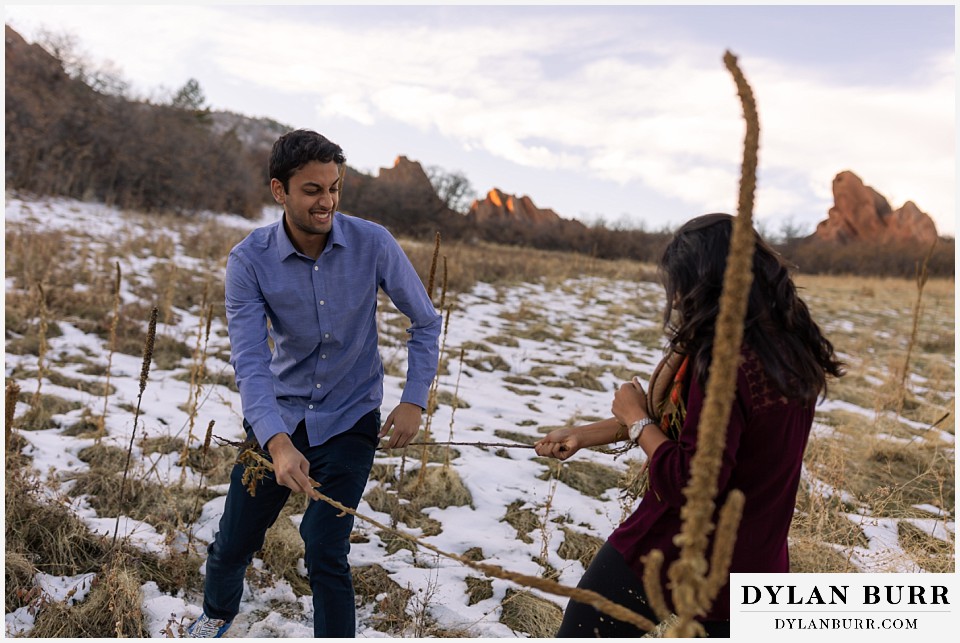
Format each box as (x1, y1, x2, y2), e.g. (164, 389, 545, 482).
(251, 417, 291, 450)
(400, 380, 431, 410)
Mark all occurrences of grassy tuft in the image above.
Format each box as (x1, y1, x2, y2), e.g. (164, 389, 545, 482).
(499, 588, 563, 638)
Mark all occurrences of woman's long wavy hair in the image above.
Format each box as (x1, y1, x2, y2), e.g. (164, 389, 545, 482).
(659, 213, 844, 402)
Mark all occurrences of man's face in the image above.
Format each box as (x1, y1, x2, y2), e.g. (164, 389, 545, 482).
(272, 160, 341, 242)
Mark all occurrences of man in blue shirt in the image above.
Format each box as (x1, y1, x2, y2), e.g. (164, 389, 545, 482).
(188, 129, 442, 638)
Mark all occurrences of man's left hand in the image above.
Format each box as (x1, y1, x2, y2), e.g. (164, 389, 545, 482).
(379, 401, 423, 448)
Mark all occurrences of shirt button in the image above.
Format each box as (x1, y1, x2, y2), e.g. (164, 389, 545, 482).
(321, 354, 327, 359)
(308, 404, 314, 410)
(315, 383, 322, 389)
(319, 300, 325, 305)
(324, 333, 330, 339)
(314, 266, 319, 271)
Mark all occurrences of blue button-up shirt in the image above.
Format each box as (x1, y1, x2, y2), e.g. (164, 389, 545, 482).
(225, 212, 442, 448)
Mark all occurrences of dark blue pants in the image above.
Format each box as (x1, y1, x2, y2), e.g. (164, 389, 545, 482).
(202, 412, 379, 637)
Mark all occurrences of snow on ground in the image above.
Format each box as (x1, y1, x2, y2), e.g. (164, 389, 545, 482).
(4, 195, 955, 637)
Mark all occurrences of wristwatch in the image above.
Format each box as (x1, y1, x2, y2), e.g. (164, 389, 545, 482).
(628, 417, 656, 443)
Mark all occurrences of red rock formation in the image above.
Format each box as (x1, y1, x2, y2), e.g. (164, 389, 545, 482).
(378, 156, 438, 195)
(468, 188, 562, 225)
(813, 171, 938, 245)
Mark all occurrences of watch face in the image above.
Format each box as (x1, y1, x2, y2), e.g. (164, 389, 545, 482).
(628, 424, 641, 441)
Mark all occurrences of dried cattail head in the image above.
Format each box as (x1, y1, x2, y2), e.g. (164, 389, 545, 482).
(428, 231, 441, 300)
(202, 420, 215, 454)
(6, 381, 21, 447)
(139, 307, 159, 395)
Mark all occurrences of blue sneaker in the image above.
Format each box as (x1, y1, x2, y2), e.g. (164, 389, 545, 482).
(187, 613, 232, 638)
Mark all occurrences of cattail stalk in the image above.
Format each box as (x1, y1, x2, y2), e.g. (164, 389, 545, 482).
(6, 381, 21, 454)
(180, 289, 212, 485)
(895, 240, 936, 418)
(416, 305, 452, 489)
(238, 447, 659, 632)
(97, 262, 122, 444)
(653, 51, 758, 637)
(186, 420, 216, 553)
(641, 550, 672, 622)
(113, 306, 158, 548)
(443, 347, 466, 471)
(427, 231, 441, 302)
(31, 283, 49, 413)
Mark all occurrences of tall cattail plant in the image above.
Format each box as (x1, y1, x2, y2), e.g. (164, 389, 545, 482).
(112, 306, 159, 548)
(186, 420, 216, 553)
(415, 305, 452, 490)
(30, 283, 49, 419)
(643, 50, 758, 637)
(180, 287, 213, 485)
(442, 348, 466, 471)
(97, 262, 122, 444)
(895, 240, 936, 418)
(6, 381, 21, 457)
(427, 231, 441, 303)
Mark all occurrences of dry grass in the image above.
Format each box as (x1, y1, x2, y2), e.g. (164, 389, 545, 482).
(502, 500, 541, 544)
(465, 576, 494, 605)
(898, 521, 954, 573)
(3, 202, 955, 635)
(258, 497, 312, 596)
(352, 564, 414, 634)
(399, 465, 473, 509)
(498, 588, 563, 638)
(534, 457, 625, 500)
(558, 527, 604, 570)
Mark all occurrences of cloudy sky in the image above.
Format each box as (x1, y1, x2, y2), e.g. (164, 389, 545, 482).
(5, 3, 955, 236)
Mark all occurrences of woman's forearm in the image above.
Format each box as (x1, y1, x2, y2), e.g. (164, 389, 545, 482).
(572, 417, 629, 448)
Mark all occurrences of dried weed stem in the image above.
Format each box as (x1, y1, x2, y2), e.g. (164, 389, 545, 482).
(652, 51, 757, 637)
(112, 306, 158, 548)
(180, 290, 212, 484)
(6, 381, 21, 453)
(443, 347, 466, 470)
(239, 449, 658, 632)
(895, 240, 936, 418)
(97, 262, 122, 444)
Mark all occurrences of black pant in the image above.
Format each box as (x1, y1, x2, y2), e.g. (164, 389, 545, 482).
(557, 542, 730, 638)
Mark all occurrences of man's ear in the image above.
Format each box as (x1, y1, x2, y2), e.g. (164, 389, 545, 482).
(270, 178, 286, 205)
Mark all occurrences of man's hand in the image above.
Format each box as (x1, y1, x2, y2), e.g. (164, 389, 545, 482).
(379, 402, 423, 448)
(265, 432, 320, 500)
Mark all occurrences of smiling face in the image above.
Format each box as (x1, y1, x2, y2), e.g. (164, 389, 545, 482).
(272, 160, 341, 257)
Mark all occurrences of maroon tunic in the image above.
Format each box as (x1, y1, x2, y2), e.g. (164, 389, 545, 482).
(607, 348, 815, 622)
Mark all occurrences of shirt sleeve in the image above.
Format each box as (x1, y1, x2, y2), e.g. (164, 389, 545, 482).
(224, 248, 289, 448)
(377, 234, 442, 409)
(647, 362, 751, 507)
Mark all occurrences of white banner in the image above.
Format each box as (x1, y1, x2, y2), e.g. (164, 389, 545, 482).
(730, 573, 957, 640)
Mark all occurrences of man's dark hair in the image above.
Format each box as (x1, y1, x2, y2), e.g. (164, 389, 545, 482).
(269, 129, 347, 192)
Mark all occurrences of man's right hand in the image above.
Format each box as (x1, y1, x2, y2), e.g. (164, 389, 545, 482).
(265, 433, 321, 500)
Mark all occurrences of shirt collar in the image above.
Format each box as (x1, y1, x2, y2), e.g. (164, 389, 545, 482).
(274, 211, 348, 261)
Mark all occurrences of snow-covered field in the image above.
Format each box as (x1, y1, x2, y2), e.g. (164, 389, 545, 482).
(4, 196, 955, 637)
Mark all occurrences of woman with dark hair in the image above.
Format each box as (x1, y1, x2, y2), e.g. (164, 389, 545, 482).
(535, 213, 844, 638)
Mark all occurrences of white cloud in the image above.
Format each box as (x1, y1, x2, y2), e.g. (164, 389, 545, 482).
(5, 4, 954, 234)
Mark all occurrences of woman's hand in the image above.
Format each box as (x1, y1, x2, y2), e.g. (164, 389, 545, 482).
(534, 426, 581, 461)
(612, 376, 649, 428)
